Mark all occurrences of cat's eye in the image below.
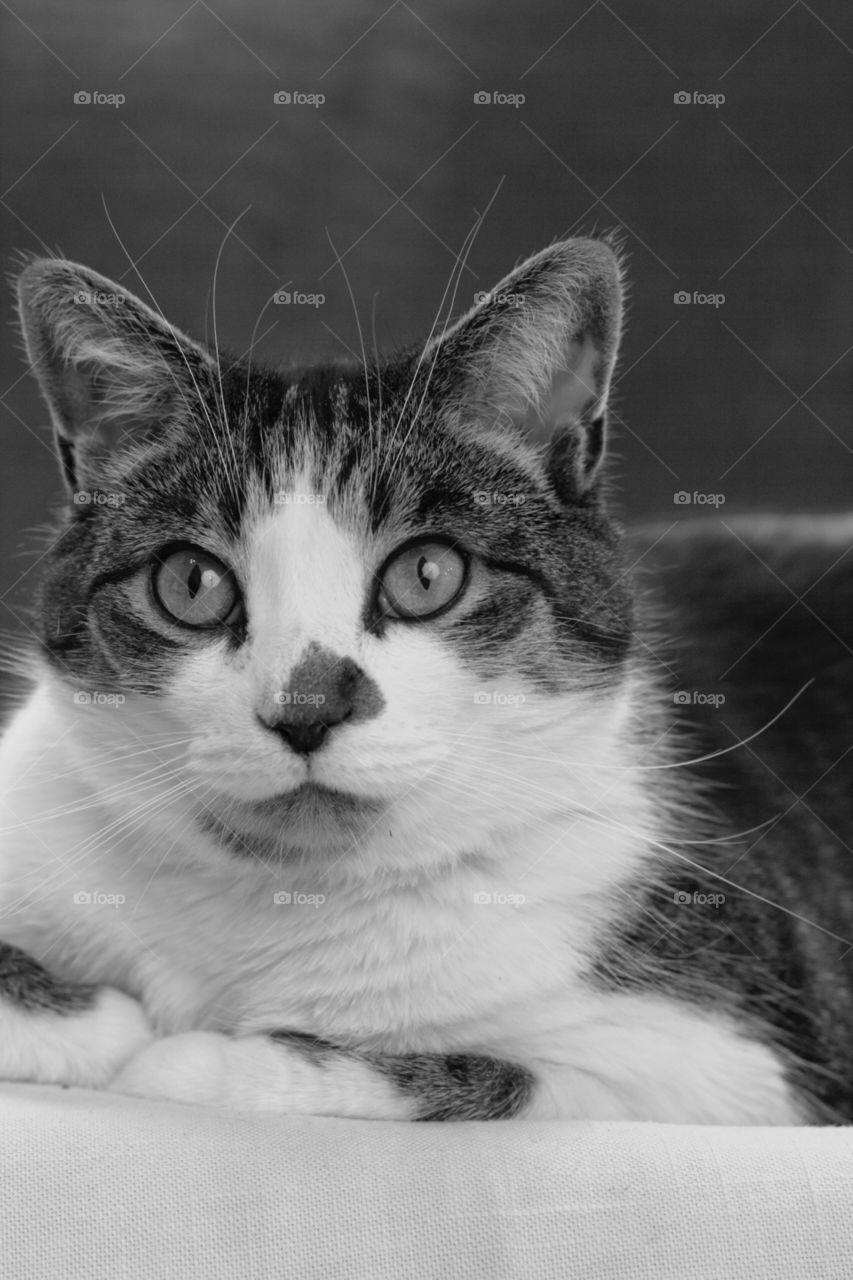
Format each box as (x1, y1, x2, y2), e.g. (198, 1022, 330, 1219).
(152, 546, 240, 629)
(378, 539, 467, 620)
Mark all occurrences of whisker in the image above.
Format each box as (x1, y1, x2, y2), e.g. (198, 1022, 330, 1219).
(58, 775, 203, 867)
(382, 176, 505, 496)
(325, 227, 373, 448)
(631, 679, 815, 773)
(210, 204, 253, 499)
(430, 752, 781, 848)
(240, 291, 279, 455)
(437, 678, 814, 779)
(370, 288, 383, 482)
(379, 214, 482, 495)
(99, 197, 235, 502)
(0, 775, 201, 922)
(581, 806, 853, 949)
(0, 748, 194, 834)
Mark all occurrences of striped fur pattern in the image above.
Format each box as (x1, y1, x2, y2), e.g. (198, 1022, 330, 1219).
(0, 240, 850, 1122)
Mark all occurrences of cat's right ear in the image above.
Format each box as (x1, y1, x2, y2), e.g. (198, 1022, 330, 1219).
(16, 259, 215, 494)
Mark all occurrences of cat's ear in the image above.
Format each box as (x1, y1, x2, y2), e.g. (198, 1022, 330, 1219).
(428, 238, 624, 500)
(16, 259, 215, 494)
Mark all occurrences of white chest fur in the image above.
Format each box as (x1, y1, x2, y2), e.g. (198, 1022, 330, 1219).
(0, 682, 801, 1124)
(0, 685, 620, 1040)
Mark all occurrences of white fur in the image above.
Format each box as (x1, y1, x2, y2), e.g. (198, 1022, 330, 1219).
(112, 1032, 413, 1118)
(0, 490, 802, 1123)
(110, 1005, 799, 1124)
(0, 987, 151, 1088)
(521, 994, 802, 1124)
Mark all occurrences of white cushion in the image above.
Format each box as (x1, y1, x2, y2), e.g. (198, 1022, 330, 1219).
(1, 1083, 851, 1279)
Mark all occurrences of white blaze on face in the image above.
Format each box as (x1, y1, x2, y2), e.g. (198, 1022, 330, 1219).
(153, 464, 638, 873)
(163, 468, 380, 807)
(246, 472, 367, 694)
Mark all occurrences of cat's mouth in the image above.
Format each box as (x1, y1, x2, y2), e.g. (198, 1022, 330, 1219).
(250, 782, 386, 822)
(198, 782, 388, 856)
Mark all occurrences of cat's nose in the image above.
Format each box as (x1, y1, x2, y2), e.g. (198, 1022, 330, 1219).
(264, 716, 348, 757)
(257, 644, 383, 756)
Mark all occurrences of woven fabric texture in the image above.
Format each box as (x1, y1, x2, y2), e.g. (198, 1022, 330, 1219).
(1, 1083, 851, 1279)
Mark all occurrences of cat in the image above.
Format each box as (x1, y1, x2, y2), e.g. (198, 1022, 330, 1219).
(1, 236, 851, 1123)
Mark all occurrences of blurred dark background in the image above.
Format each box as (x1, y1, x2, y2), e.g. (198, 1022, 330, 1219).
(1, 0, 851, 643)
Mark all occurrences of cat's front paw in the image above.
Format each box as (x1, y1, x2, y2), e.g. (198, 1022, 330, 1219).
(110, 1031, 232, 1106)
(0, 986, 153, 1089)
(109, 1031, 408, 1116)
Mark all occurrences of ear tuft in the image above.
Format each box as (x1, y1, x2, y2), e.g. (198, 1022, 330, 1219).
(16, 260, 214, 494)
(428, 237, 625, 499)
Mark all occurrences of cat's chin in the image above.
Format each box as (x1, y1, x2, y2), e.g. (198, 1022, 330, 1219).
(197, 782, 389, 860)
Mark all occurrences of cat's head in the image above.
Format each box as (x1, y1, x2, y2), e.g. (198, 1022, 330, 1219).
(17, 239, 634, 875)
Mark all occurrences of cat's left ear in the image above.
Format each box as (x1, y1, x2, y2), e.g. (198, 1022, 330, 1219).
(16, 259, 216, 494)
(427, 237, 624, 500)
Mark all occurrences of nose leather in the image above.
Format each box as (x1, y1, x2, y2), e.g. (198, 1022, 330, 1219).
(258, 643, 384, 755)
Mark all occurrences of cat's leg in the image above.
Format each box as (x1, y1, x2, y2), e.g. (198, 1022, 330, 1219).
(0, 942, 153, 1088)
(110, 994, 807, 1123)
(110, 1030, 534, 1119)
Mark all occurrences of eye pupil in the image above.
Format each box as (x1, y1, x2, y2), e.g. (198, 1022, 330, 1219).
(380, 540, 466, 620)
(417, 556, 440, 589)
(153, 547, 239, 629)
